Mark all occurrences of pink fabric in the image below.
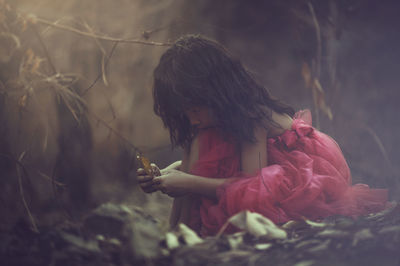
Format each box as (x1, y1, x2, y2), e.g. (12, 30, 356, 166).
(188, 110, 389, 236)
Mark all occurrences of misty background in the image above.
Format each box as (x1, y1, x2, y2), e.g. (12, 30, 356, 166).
(1, 0, 399, 231)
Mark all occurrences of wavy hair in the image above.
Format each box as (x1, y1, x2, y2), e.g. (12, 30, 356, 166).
(153, 34, 294, 148)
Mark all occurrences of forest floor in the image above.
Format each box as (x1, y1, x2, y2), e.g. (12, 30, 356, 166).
(1, 201, 399, 266)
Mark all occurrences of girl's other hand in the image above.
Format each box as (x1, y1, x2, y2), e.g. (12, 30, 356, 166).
(137, 163, 161, 193)
(153, 169, 192, 197)
(162, 160, 182, 172)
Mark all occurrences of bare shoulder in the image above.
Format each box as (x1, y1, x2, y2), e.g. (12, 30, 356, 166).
(267, 111, 293, 137)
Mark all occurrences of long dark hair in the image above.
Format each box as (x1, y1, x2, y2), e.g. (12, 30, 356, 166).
(153, 34, 294, 148)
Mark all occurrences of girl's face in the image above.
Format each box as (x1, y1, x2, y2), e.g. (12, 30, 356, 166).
(184, 107, 213, 129)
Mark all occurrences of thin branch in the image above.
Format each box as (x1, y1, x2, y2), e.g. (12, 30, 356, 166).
(87, 111, 142, 156)
(31, 23, 57, 75)
(37, 171, 66, 187)
(35, 17, 172, 46)
(363, 125, 397, 188)
(0, 153, 39, 232)
(307, 2, 322, 78)
(81, 41, 119, 96)
(307, 1, 322, 129)
(81, 20, 116, 120)
(81, 20, 108, 85)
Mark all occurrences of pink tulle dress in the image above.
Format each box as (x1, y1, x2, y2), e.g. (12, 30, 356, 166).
(188, 110, 389, 236)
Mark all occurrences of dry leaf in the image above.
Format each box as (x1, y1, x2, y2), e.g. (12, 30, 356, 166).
(26, 14, 37, 24)
(30, 57, 43, 73)
(254, 243, 272, 250)
(228, 211, 287, 239)
(227, 232, 245, 250)
(25, 48, 34, 65)
(282, 220, 306, 230)
(18, 94, 27, 107)
(304, 219, 327, 228)
(24, 49, 43, 73)
(178, 223, 203, 246)
(165, 232, 180, 250)
(352, 229, 373, 246)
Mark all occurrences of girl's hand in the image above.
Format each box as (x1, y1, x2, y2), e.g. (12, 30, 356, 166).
(153, 169, 193, 197)
(163, 160, 182, 171)
(137, 163, 161, 193)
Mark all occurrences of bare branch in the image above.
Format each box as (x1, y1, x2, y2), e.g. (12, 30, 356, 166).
(0, 153, 39, 232)
(87, 111, 141, 156)
(307, 2, 322, 129)
(81, 20, 117, 120)
(31, 23, 57, 75)
(35, 17, 172, 46)
(81, 41, 118, 96)
(307, 2, 322, 78)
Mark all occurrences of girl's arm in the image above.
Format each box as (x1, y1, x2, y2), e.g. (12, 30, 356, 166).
(155, 127, 268, 199)
(154, 170, 240, 199)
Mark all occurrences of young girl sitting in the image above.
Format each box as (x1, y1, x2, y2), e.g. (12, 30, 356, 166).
(137, 35, 389, 236)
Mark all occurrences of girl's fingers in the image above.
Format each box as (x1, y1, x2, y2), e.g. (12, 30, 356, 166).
(152, 176, 162, 183)
(151, 177, 164, 191)
(143, 187, 159, 193)
(137, 168, 145, 175)
(140, 177, 160, 187)
(139, 177, 162, 192)
(142, 184, 159, 193)
(139, 180, 154, 188)
(137, 174, 153, 183)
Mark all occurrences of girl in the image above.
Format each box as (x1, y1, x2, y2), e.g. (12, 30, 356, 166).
(137, 35, 389, 236)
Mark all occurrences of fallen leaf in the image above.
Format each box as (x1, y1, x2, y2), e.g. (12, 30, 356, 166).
(304, 219, 327, 228)
(165, 232, 179, 250)
(254, 243, 272, 250)
(228, 211, 287, 239)
(227, 231, 245, 250)
(316, 229, 349, 238)
(178, 223, 203, 246)
(352, 228, 373, 246)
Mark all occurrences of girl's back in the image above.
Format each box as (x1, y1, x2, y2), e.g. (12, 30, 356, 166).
(184, 110, 388, 236)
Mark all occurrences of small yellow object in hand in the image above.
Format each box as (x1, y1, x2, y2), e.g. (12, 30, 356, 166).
(137, 154, 153, 176)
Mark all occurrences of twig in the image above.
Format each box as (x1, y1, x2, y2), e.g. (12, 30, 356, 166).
(35, 17, 172, 46)
(81, 20, 108, 85)
(0, 153, 39, 232)
(31, 23, 57, 75)
(307, 2, 322, 78)
(215, 220, 230, 238)
(363, 125, 396, 188)
(50, 156, 74, 220)
(87, 111, 142, 155)
(307, 1, 322, 129)
(81, 41, 119, 96)
(37, 171, 66, 187)
(81, 20, 116, 120)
